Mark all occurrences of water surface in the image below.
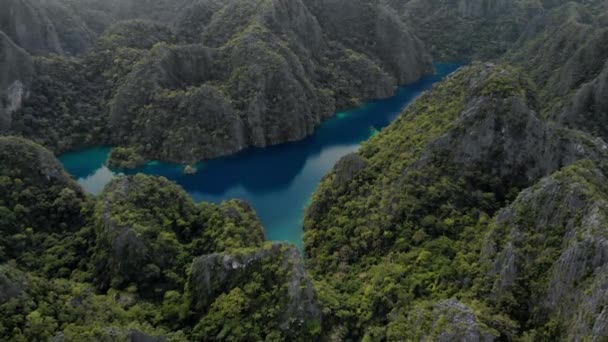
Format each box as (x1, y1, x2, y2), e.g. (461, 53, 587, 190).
(60, 63, 462, 249)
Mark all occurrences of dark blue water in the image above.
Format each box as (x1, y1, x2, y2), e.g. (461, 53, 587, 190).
(60, 63, 462, 249)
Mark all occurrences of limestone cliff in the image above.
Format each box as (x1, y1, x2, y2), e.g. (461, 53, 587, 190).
(483, 161, 608, 340)
(6, 0, 432, 164)
(0, 32, 33, 132)
(304, 63, 608, 339)
(93, 174, 264, 298)
(0, 0, 99, 55)
(188, 243, 320, 339)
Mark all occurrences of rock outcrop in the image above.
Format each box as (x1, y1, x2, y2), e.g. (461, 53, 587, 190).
(386, 0, 543, 60)
(99, 0, 432, 163)
(425, 299, 496, 342)
(504, 1, 608, 142)
(188, 243, 320, 340)
(304, 63, 608, 340)
(0, 264, 26, 305)
(0, 136, 87, 235)
(6, 0, 432, 164)
(306, 63, 608, 260)
(0, 0, 99, 55)
(483, 160, 608, 340)
(0, 32, 33, 132)
(559, 57, 608, 142)
(93, 174, 264, 297)
(0, 0, 64, 55)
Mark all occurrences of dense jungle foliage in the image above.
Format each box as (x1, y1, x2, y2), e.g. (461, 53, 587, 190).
(2, 0, 608, 341)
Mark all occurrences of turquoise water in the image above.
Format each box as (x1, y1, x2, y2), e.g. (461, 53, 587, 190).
(59, 63, 462, 249)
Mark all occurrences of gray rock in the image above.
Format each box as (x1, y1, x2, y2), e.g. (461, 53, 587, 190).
(0, 0, 99, 55)
(6, 0, 432, 164)
(423, 299, 496, 342)
(560, 60, 608, 141)
(483, 161, 608, 339)
(129, 330, 166, 342)
(188, 243, 321, 332)
(0, 0, 64, 55)
(333, 153, 368, 187)
(0, 31, 33, 132)
(0, 264, 26, 305)
(415, 64, 608, 189)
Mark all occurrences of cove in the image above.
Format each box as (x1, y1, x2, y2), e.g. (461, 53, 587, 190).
(60, 62, 463, 249)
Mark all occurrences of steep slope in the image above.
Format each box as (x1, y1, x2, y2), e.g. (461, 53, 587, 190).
(5, 0, 432, 164)
(0, 136, 89, 272)
(480, 160, 608, 340)
(304, 63, 608, 339)
(104, 0, 432, 163)
(0, 0, 64, 55)
(505, 1, 608, 142)
(93, 174, 264, 298)
(188, 243, 321, 341)
(0, 32, 33, 132)
(0, 0, 99, 55)
(0, 136, 322, 340)
(385, 0, 543, 60)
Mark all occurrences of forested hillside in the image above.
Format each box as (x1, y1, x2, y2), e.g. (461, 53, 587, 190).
(1, 0, 431, 164)
(2, 0, 608, 341)
(305, 63, 608, 340)
(0, 136, 320, 340)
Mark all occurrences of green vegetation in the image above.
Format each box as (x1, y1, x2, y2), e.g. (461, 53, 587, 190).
(3, 0, 608, 340)
(3, 0, 431, 164)
(0, 137, 90, 275)
(0, 136, 319, 340)
(303, 64, 608, 340)
(106, 146, 145, 169)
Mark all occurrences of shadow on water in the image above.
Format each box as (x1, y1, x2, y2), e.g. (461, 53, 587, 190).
(60, 62, 464, 248)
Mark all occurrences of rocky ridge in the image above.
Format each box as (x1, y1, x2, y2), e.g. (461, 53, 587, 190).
(0, 32, 33, 132)
(0, 136, 322, 340)
(2, 0, 432, 164)
(304, 63, 608, 340)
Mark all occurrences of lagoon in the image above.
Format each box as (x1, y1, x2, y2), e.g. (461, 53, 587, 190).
(59, 63, 462, 249)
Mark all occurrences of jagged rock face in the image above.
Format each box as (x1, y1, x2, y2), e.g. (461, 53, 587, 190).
(306, 64, 608, 267)
(303, 64, 608, 339)
(0, 0, 64, 55)
(559, 58, 608, 142)
(507, 2, 608, 95)
(0, 264, 26, 305)
(0, 32, 33, 132)
(396, 0, 515, 19)
(0, 0, 98, 55)
(505, 1, 608, 127)
(425, 299, 496, 342)
(417, 90, 608, 185)
(188, 243, 320, 337)
(128, 330, 166, 342)
(332, 153, 368, 188)
(483, 161, 608, 340)
(454, 0, 513, 18)
(403, 63, 608, 190)
(93, 174, 265, 297)
(6, 0, 432, 163)
(389, 0, 543, 60)
(309, 0, 431, 84)
(106, 44, 245, 162)
(165, 0, 429, 161)
(93, 174, 199, 294)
